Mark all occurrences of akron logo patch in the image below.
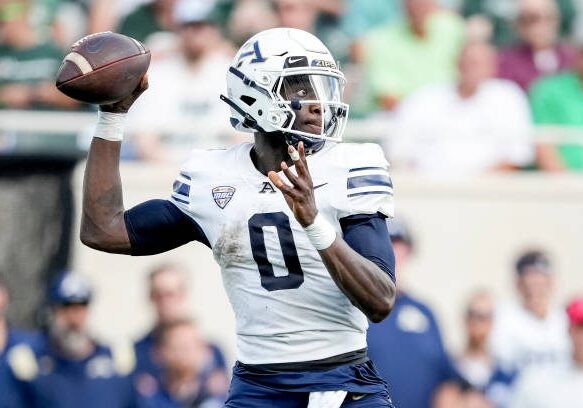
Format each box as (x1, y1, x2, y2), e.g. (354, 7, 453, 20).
(212, 186, 236, 209)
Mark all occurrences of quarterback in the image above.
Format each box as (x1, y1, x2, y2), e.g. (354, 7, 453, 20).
(81, 28, 397, 407)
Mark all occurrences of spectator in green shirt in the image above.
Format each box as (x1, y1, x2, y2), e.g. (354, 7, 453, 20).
(117, 0, 177, 44)
(0, 0, 77, 110)
(340, 0, 402, 39)
(529, 43, 583, 170)
(359, 0, 464, 113)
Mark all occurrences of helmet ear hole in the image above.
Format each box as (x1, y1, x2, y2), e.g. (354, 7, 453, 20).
(240, 95, 256, 106)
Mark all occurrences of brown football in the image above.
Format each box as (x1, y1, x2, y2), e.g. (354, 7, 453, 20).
(56, 32, 150, 105)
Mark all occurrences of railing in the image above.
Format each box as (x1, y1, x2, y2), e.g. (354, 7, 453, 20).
(1, 109, 583, 156)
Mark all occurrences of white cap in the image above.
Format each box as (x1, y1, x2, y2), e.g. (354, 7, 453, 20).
(173, 0, 217, 25)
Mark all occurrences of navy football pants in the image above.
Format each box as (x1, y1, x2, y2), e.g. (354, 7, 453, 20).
(224, 360, 394, 407)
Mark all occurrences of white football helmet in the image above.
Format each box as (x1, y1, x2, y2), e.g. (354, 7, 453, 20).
(221, 28, 349, 152)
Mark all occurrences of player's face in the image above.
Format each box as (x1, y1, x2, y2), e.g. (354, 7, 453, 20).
(279, 74, 344, 138)
(150, 270, 188, 323)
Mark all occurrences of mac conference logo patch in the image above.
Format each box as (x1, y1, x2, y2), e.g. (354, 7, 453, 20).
(212, 186, 235, 209)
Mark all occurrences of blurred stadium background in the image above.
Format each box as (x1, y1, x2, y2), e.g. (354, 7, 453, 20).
(1, 0, 583, 407)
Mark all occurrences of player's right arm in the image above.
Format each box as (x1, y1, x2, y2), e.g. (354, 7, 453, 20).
(80, 79, 149, 253)
(81, 77, 208, 255)
(81, 136, 131, 253)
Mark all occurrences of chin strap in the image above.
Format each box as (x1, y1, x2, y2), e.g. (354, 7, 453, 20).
(283, 132, 323, 156)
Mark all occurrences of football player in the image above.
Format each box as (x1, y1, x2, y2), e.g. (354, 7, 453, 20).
(81, 28, 397, 407)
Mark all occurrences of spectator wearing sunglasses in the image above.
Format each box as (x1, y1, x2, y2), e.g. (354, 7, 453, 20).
(498, 0, 577, 92)
(456, 290, 515, 408)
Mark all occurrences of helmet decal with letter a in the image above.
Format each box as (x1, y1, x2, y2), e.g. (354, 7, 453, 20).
(222, 28, 349, 154)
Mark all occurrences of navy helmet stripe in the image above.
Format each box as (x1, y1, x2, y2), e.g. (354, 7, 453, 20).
(237, 41, 265, 64)
(250, 41, 265, 63)
(348, 166, 388, 173)
(228, 67, 270, 97)
(347, 174, 393, 189)
(347, 191, 393, 198)
(179, 172, 191, 181)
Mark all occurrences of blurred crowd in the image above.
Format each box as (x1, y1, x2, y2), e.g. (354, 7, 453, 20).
(2, 1, 583, 408)
(1, 0, 583, 169)
(1, 223, 582, 408)
(367, 220, 583, 408)
(0, 266, 230, 407)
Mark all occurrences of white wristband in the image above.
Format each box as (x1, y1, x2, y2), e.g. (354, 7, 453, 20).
(303, 213, 337, 250)
(94, 111, 127, 142)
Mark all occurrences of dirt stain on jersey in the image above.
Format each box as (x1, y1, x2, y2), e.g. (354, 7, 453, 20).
(212, 221, 247, 267)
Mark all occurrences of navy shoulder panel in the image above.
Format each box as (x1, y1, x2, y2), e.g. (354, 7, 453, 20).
(124, 199, 210, 256)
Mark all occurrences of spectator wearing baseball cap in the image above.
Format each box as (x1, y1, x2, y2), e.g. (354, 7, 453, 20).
(367, 219, 461, 408)
(489, 250, 570, 375)
(124, 0, 236, 161)
(510, 297, 583, 408)
(0, 276, 40, 407)
(8, 272, 136, 408)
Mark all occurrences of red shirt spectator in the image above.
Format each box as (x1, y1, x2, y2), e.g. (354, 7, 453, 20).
(499, 43, 576, 91)
(498, 0, 576, 91)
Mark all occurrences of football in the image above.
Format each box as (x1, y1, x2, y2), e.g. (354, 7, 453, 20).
(55, 31, 150, 105)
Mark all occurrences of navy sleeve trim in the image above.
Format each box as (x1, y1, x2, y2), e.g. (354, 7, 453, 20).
(340, 212, 396, 282)
(124, 199, 210, 256)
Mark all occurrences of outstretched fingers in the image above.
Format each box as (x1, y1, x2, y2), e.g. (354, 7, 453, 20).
(288, 142, 311, 185)
(280, 161, 300, 187)
(268, 171, 300, 200)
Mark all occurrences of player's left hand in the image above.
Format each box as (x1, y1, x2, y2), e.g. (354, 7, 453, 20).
(268, 142, 318, 228)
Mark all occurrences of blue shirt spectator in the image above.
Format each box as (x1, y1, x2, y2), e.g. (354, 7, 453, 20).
(134, 329, 227, 379)
(8, 272, 136, 407)
(368, 292, 459, 408)
(0, 329, 41, 407)
(134, 320, 228, 408)
(0, 276, 41, 407)
(11, 333, 135, 408)
(134, 330, 158, 378)
(455, 290, 516, 407)
(368, 219, 460, 407)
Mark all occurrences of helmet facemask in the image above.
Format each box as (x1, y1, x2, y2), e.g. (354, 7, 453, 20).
(271, 70, 349, 153)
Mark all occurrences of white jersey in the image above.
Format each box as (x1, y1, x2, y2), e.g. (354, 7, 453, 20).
(489, 301, 571, 373)
(170, 142, 394, 364)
